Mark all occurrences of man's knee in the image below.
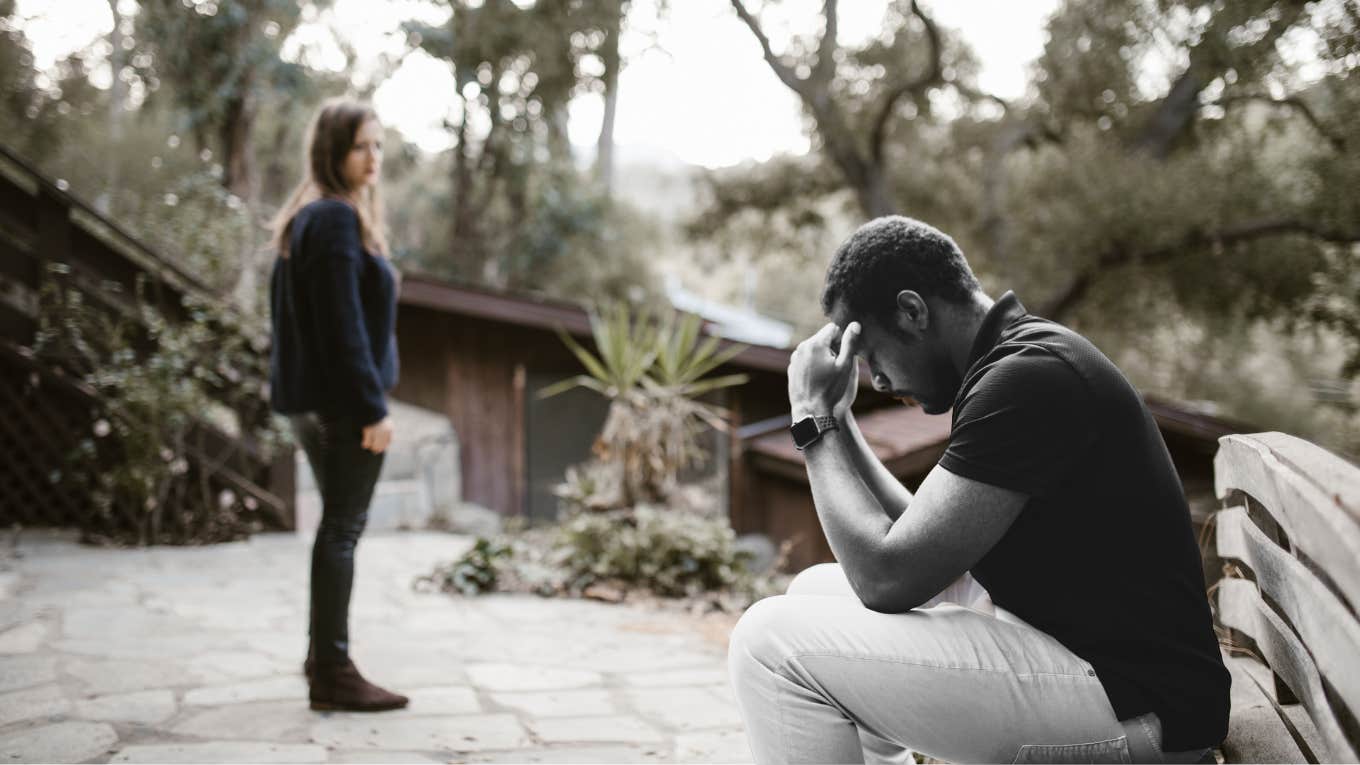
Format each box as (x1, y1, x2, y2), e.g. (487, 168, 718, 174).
(786, 562, 854, 597)
(728, 594, 804, 677)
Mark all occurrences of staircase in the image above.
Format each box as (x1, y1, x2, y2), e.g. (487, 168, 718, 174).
(0, 143, 293, 535)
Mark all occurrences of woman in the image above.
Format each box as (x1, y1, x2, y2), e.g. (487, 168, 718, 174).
(268, 98, 406, 712)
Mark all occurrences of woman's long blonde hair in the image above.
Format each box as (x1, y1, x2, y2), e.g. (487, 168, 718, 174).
(270, 98, 390, 258)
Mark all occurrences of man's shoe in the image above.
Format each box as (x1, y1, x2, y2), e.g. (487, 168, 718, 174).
(309, 658, 409, 712)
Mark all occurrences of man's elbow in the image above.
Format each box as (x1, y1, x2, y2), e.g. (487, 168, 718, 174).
(857, 580, 928, 614)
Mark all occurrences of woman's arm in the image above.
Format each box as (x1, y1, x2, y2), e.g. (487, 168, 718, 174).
(304, 201, 389, 428)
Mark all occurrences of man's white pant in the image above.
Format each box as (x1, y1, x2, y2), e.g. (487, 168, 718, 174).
(728, 563, 1211, 764)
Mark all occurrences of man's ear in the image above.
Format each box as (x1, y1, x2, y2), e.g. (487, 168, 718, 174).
(893, 290, 929, 335)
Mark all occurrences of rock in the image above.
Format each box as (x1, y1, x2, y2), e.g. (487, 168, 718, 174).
(583, 583, 626, 603)
(734, 534, 778, 574)
(443, 503, 503, 537)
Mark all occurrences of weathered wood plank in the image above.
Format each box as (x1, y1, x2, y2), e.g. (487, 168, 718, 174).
(1218, 577, 1359, 762)
(1221, 653, 1309, 763)
(1252, 432, 1360, 521)
(1217, 504, 1360, 716)
(1214, 433, 1360, 611)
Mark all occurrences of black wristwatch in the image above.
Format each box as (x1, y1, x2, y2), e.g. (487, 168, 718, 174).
(790, 414, 838, 450)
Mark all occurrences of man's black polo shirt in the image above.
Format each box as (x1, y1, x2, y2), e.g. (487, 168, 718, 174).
(937, 291, 1230, 752)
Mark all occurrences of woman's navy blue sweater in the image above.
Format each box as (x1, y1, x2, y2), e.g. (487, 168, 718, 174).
(269, 198, 398, 426)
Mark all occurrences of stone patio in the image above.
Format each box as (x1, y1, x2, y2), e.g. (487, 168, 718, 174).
(0, 529, 752, 763)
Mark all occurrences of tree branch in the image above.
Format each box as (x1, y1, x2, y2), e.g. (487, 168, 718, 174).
(1205, 92, 1347, 152)
(1132, 1, 1308, 158)
(951, 81, 1011, 113)
(812, 0, 838, 86)
(1041, 219, 1360, 320)
(869, 0, 943, 163)
(730, 0, 807, 96)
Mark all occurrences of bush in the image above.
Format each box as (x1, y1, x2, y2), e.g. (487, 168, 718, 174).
(31, 267, 286, 544)
(416, 537, 513, 596)
(553, 505, 754, 598)
(418, 505, 787, 609)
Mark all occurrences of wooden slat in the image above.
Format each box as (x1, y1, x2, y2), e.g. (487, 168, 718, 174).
(1218, 577, 1359, 762)
(1215, 433, 1360, 610)
(1221, 652, 1310, 763)
(0, 149, 40, 197)
(1217, 504, 1360, 716)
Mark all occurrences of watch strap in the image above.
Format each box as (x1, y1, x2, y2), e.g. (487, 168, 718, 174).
(791, 413, 839, 450)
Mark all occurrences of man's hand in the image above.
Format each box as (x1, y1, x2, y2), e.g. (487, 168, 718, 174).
(361, 416, 395, 454)
(788, 321, 862, 420)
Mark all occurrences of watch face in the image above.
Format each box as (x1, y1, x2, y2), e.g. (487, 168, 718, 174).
(790, 417, 821, 449)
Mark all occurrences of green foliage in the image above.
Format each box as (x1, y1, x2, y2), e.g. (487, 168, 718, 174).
(418, 507, 785, 607)
(31, 267, 285, 545)
(542, 303, 748, 509)
(0, 0, 64, 161)
(402, 0, 659, 295)
(135, 0, 317, 172)
(112, 158, 258, 296)
(694, 0, 1360, 453)
(543, 301, 659, 399)
(417, 537, 513, 596)
(552, 506, 753, 598)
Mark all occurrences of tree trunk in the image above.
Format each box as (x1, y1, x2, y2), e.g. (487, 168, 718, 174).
(595, 0, 622, 197)
(260, 117, 292, 208)
(1131, 69, 1205, 160)
(99, 0, 125, 214)
(220, 90, 257, 202)
(449, 92, 481, 279)
(222, 86, 261, 311)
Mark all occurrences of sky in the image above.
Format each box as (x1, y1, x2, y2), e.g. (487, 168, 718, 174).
(16, 0, 1060, 168)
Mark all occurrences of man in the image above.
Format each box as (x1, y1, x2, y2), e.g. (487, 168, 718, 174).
(728, 216, 1229, 764)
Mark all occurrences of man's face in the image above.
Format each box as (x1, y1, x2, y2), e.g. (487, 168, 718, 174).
(830, 296, 958, 415)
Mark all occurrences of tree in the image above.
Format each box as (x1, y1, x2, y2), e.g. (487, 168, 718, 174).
(704, 0, 1360, 452)
(404, 0, 660, 298)
(730, 0, 974, 218)
(135, 0, 320, 309)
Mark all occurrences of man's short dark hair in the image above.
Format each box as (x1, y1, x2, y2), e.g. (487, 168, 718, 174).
(821, 216, 981, 324)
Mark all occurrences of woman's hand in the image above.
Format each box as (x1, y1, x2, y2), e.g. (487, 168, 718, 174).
(361, 416, 394, 454)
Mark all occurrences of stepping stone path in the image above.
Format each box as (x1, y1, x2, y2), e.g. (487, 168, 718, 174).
(0, 529, 752, 763)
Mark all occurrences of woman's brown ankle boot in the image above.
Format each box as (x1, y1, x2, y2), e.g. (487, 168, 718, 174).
(308, 658, 409, 712)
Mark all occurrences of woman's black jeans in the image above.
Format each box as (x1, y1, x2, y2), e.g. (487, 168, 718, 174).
(289, 412, 385, 666)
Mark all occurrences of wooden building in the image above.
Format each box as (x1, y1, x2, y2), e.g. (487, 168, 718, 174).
(392, 273, 801, 520)
(735, 394, 1252, 572)
(393, 272, 1251, 575)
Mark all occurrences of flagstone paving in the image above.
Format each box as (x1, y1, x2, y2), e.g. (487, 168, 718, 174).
(0, 529, 752, 763)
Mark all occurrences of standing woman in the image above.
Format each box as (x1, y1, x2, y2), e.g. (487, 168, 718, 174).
(268, 99, 406, 712)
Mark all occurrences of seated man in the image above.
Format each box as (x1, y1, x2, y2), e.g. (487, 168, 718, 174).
(728, 217, 1229, 764)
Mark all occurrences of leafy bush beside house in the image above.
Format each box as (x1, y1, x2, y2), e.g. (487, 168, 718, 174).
(421, 303, 780, 606)
(541, 303, 749, 512)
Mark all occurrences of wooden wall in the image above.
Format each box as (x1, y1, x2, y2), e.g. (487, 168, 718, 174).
(393, 303, 589, 516)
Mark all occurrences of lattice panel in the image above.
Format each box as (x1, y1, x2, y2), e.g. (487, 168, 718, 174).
(0, 360, 96, 526)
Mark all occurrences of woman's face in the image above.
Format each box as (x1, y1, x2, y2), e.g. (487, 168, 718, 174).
(342, 118, 383, 193)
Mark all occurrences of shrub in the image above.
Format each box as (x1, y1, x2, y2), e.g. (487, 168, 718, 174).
(541, 303, 748, 510)
(552, 505, 754, 598)
(416, 537, 513, 596)
(31, 267, 285, 544)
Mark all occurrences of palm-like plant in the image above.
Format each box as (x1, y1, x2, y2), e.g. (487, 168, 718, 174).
(541, 303, 749, 510)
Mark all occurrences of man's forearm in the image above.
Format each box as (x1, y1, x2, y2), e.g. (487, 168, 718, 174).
(843, 411, 914, 521)
(802, 426, 898, 606)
